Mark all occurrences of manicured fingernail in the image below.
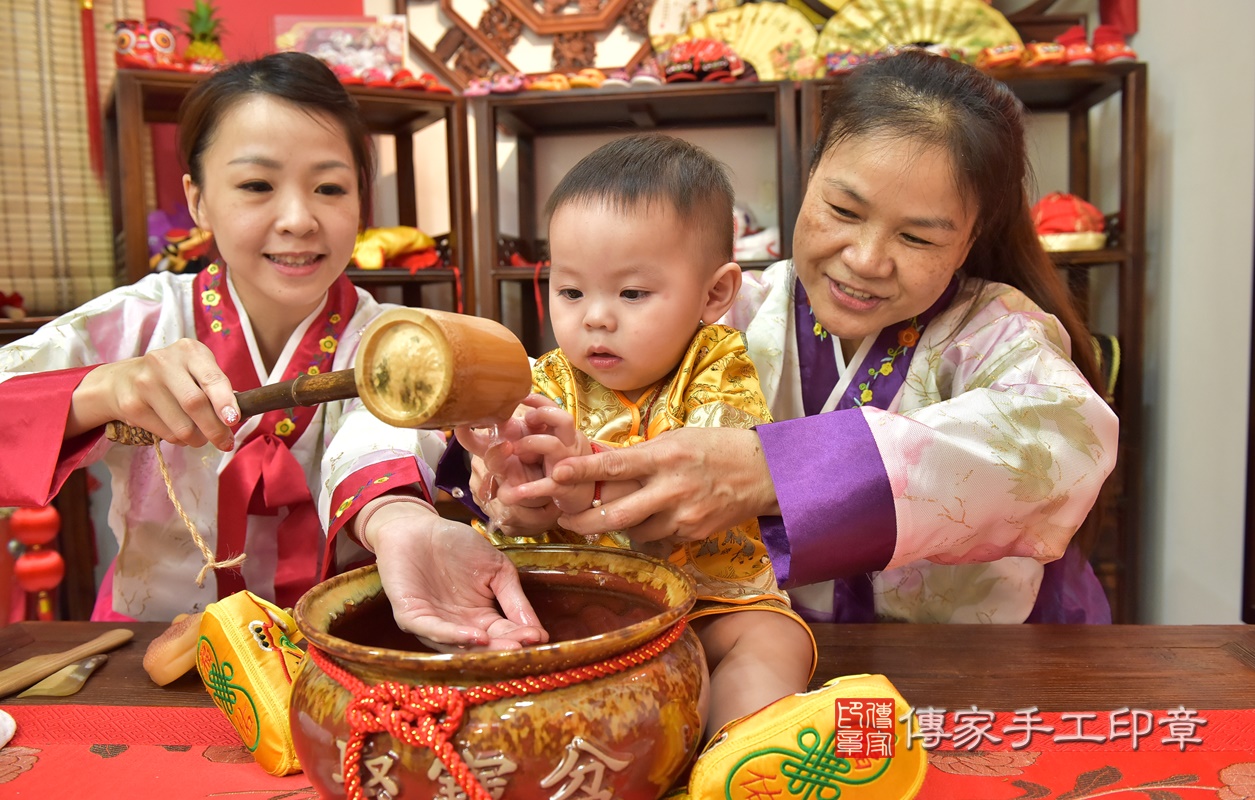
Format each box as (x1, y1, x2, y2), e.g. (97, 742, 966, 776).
(222, 406, 239, 425)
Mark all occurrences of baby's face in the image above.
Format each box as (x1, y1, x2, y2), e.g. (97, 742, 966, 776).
(547, 200, 716, 401)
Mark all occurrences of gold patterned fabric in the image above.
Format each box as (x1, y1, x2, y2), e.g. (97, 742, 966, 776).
(521, 325, 798, 621)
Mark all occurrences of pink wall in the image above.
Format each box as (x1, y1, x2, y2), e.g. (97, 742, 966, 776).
(142, 1, 362, 214)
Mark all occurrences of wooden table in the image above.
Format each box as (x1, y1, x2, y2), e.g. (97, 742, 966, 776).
(2, 621, 1253, 711)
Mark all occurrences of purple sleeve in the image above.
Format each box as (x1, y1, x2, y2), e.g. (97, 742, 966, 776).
(755, 409, 896, 587)
(433, 436, 488, 522)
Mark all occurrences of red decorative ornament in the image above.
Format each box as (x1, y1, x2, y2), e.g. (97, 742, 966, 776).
(9, 505, 63, 621)
(115, 18, 185, 71)
(146, 19, 180, 65)
(1100, 0, 1138, 35)
(1032, 192, 1108, 252)
(14, 550, 65, 593)
(80, 0, 104, 181)
(9, 505, 60, 547)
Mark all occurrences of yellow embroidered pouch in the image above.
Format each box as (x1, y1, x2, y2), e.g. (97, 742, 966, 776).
(196, 590, 306, 776)
(688, 673, 926, 800)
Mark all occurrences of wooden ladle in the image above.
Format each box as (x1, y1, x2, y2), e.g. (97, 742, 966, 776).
(106, 307, 532, 443)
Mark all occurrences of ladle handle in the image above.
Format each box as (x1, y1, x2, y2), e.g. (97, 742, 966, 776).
(234, 369, 359, 418)
(105, 369, 359, 445)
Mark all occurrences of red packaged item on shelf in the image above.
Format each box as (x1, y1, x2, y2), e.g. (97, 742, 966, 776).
(1032, 192, 1108, 252)
(1055, 25, 1096, 65)
(1023, 41, 1066, 68)
(1093, 23, 1138, 63)
(976, 42, 1025, 69)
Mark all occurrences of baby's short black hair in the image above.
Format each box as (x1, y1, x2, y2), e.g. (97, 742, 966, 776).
(545, 133, 735, 263)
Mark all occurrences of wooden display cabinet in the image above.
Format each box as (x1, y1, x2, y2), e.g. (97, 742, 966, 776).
(801, 62, 1148, 621)
(104, 69, 474, 312)
(471, 81, 801, 354)
(0, 319, 54, 346)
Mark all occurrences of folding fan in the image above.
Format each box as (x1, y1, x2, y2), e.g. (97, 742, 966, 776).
(815, 0, 1021, 63)
(649, 0, 743, 53)
(684, 3, 819, 80)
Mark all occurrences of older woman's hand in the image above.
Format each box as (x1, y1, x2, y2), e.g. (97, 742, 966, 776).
(542, 426, 779, 546)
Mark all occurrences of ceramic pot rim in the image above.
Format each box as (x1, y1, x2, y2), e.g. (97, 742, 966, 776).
(294, 544, 697, 676)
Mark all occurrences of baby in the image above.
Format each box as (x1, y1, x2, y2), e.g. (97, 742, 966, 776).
(467, 133, 816, 738)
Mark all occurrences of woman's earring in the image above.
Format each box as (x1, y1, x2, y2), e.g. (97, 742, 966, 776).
(698, 319, 706, 327)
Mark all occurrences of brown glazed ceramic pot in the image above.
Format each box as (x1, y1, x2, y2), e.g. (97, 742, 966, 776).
(291, 545, 705, 800)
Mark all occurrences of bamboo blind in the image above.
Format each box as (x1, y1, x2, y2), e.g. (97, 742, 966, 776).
(0, 0, 147, 315)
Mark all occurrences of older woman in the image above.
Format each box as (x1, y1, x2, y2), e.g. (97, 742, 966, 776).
(372, 51, 1116, 655)
(460, 49, 1118, 630)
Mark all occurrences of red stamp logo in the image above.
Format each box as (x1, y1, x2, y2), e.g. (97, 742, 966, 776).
(835, 698, 896, 758)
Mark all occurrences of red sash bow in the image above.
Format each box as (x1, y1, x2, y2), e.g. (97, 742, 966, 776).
(216, 433, 321, 609)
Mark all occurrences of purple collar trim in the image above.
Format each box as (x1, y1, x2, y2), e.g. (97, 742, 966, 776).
(793, 275, 960, 415)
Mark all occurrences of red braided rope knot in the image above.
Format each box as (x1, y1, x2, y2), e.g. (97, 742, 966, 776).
(308, 619, 687, 800)
(347, 683, 477, 799)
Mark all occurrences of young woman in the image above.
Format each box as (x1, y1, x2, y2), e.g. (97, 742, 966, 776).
(0, 52, 460, 624)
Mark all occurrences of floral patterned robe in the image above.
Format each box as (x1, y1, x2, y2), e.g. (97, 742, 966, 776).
(0, 267, 444, 620)
(726, 260, 1119, 624)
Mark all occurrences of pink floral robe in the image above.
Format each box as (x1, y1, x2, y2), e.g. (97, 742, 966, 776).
(0, 267, 444, 620)
(726, 260, 1119, 624)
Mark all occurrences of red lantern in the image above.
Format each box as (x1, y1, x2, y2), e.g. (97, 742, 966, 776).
(10, 505, 60, 547)
(9, 506, 62, 621)
(14, 550, 65, 592)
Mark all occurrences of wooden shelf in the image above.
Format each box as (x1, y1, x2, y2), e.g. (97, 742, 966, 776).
(104, 69, 474, 311)
(1050, 248, 1130, 267)
(472, 81, 801, 354)
(987, 62, 1140, 111)
(489, 256, 779, 287)
(0, 316, 57, 346)
(114, 70, 460, 132)
(486, 81, 785, 134)
(345, 266, 461, 284)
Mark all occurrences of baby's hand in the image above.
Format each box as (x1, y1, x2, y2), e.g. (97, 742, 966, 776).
(503, 403, 596, 516)
(71, 338, 238, 450)
(455, 395, 562, 535)
(456, 396, 550, 503)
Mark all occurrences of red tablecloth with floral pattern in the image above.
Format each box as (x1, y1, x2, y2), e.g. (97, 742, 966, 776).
(1, 705, 1252, 798)
(919, 709, 1255, 799)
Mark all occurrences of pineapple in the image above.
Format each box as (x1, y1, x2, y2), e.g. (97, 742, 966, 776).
(183, 0, 225, 64)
